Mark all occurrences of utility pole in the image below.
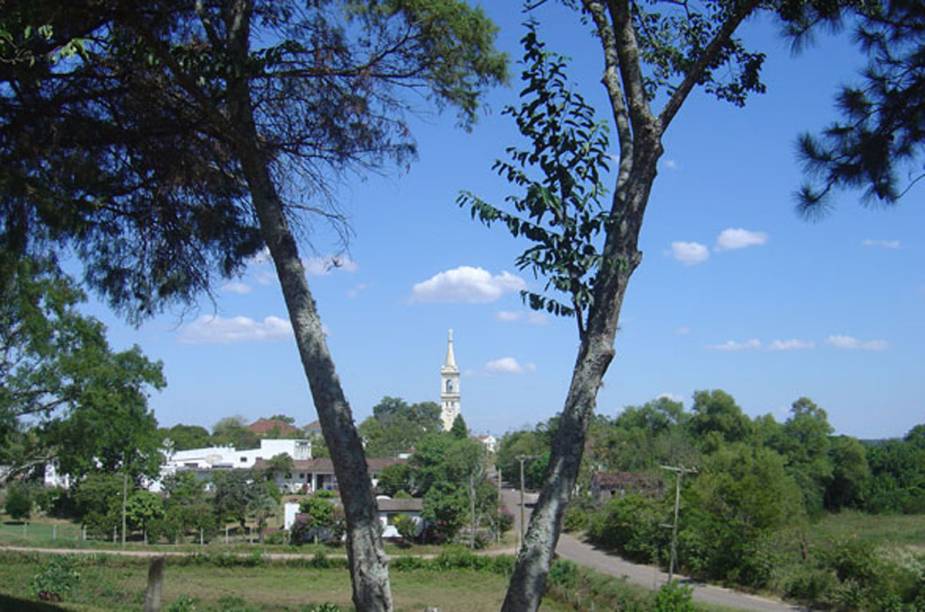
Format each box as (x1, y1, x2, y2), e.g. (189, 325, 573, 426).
(660, 464, 697, 583)
(121, 452, 129, 548)
(496, 466, 502, 544)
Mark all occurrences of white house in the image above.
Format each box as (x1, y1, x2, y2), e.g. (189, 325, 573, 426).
(255, 457, 404, 494)
(376, 496, 424, 538)
(150, 438, 311, 492)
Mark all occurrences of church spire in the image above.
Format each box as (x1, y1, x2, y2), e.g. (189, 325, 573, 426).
(444, 328, 457, 370)
(440, 329, 461, 431)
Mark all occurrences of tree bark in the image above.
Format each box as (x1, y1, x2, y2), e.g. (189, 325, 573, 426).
(501, 159, 658, 610)
(218, 3, 393, 609)
(232, 126, 392, 612)
(143, 556, 165, 612)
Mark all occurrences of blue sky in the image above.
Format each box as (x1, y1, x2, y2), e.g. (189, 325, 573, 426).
(82, 3, 924, 440)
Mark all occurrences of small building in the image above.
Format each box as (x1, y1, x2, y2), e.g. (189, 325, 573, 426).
(590, 471, 662, 503)
(475, 434, 497, 454)
(254, 457, 405, 494)
(377, 496, 424, 539)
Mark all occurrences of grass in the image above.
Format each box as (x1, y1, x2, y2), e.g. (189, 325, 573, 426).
(0, 551, 570, 611)
(808, 510, 925, 550)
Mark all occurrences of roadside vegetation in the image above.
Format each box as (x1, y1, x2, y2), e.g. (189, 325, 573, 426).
(502, 393, 925, 609)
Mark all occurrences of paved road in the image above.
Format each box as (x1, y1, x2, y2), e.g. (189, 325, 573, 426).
(502, 489, 802, 611)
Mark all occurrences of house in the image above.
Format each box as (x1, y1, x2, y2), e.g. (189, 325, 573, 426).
(248, 418, 300, 438)
(253, 457, 405, 494)
(303, 420, 323, 436)
(376, 496, 424, 538)
(590, 471, 662, 503)
(151, 438, 312, 492)
(283, 495, 424, 540)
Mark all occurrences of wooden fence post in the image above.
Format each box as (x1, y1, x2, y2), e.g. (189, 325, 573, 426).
(143, 556, 166, 612)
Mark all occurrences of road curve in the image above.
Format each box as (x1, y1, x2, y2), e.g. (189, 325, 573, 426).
(501, 488, 802, 611)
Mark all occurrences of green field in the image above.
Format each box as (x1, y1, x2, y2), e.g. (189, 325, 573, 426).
(0, 552, 570, 611)
(808, 510, 925, 550)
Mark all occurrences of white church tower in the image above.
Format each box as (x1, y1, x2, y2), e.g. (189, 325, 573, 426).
(440, 329, 461, 431)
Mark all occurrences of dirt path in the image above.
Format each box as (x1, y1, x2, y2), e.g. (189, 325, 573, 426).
(501, 488, 803, 611)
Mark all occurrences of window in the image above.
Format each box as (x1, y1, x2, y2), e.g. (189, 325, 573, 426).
(298, 473, 305, 479)
(285, 472, 292, 480)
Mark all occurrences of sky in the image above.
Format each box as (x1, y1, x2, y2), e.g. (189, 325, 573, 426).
(79, 3, 924, 440)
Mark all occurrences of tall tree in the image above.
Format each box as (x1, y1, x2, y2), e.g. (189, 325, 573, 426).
(1, 3, 505, 608)
(460, 1, 860, 605)
(0, 254, 164, 484)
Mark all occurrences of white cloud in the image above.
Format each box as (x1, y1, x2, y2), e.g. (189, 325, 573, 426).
(663, 159, 678, 171)
(861, 239, 901, 249)
(179, 315, 293, 344)
(675, 326, 691, 336)
(826, 335, 888, 351)
(221, 281, 252, 295)
(706, 338, 762, 351)
(484, 357, 535, 374)
(715, 228, 768, 251)
(495, 310, 548, 325)
(768, 339, 815, 351)
(304, 255, 358, 277)
(671, 242, 710, 266)
(247, 247, 271, 266)
(412, 266, 526, 303)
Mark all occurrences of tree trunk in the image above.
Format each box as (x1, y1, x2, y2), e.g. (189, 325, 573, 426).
(502, 162, 657, 610)
(143, 556, 165, 612)
(234, 137, 393, 612)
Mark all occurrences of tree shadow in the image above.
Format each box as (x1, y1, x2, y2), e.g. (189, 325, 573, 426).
(0, 593, 65, 611)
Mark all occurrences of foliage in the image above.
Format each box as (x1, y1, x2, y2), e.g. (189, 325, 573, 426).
(375, 463, 414, 497)
(159, 425, 211, 452)
(0, 255, 165, 482)
(212, 469, 260, 528)
(125, 490, 164, 533)
(450, 414, 468, 439)
(359, 397, 443, 457)
(4, 482, 32, 520)
(293, 496, 336, 544)
(74, 473, 122, 536)
(212, 417, 259, 451)
(654, 581, 695, 612)
(165, 594, 198, 612)
(687, 390, 753, 448)
(393, 514, 418, 543)
(422, 481, 468, 543)
(796, 0, 925, 213)
(262, 454, 294, 480)
(458, 24, 611, 327)
(680, 444, 802, 587)
(587, 494, 667, 563)
(30, 556, 79, 602)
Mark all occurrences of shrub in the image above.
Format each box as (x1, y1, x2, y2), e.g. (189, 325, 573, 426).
(314, 489, 335, 499)
(393, 514, 417, 543)
(654, 581, 695, 612)
(562, 504, 591, 532)
(548, 559, 580, 591)
(391, 555, 428, 571)
(31, 556, 80, 602)
(5, 483, 33, 520)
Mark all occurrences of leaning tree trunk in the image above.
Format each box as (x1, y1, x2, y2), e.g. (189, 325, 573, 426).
(242, 153, 393, 611)
(501, 157, 659, 611)
(218, 5, 393, 607)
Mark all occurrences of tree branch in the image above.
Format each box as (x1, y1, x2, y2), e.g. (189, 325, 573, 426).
(657, 0, 761, 131)
(606, 0, 657, 131)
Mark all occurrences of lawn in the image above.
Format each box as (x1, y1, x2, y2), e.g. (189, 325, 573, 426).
(808, 510, 925, 550)
(0, 552, 570, 611)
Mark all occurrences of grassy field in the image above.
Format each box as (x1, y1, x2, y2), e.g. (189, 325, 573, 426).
(808, 510, 925, 550)
(0, 552, 571, 611)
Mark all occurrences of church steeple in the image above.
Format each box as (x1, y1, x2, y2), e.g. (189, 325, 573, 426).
(440, 329, 461, 431)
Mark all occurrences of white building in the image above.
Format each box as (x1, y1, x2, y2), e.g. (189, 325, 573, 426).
(151, 438, 311, 492)
(257, 457, 403, 495)
(440, 329, 461, 431)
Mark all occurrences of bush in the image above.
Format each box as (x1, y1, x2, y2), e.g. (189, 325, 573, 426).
(5, 483, 33, 520)
(654, 581, 695, 612)
(562, 504, 591, 532)
(393, 514, 417, 543)
(548, 559, 580, 591)
(314, 489, 335, 499)
(587, 494, 666, 563)
(31, 556, 80, 602)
